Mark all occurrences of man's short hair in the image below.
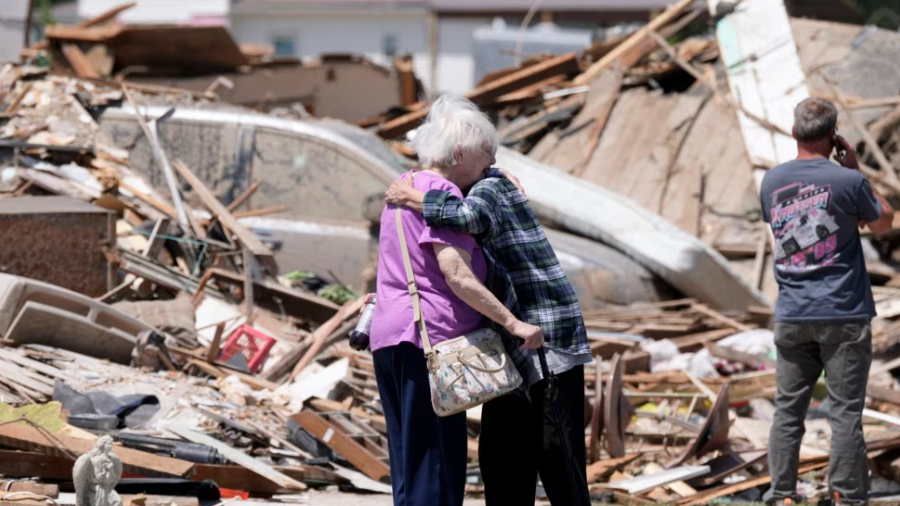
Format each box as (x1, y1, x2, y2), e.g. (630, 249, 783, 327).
(794, 98, 838, 142)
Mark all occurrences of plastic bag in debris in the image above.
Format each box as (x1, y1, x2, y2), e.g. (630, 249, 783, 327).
(716, 329, 775, 357)
(641, 339, 718, 378)
(54, 381, 160, 429)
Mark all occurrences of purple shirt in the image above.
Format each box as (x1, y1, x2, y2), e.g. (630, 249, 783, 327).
(370, 171, 487, 352)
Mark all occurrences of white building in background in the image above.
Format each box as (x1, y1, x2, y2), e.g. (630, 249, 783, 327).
(70, 0, 675, 94)
(77, 0, 230, 25)
(0, 0, 30, 64)
(228, 0, 673, 95)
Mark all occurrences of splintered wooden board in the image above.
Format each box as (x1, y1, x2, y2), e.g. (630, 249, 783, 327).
(579, 87, 710, 217)
(291, 411, 391, 483)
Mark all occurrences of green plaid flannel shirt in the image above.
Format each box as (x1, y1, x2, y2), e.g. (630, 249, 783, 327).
(422, 171, 590, 378)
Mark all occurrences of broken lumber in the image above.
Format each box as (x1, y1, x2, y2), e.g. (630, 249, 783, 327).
(60, 44, 101, 79)
(0, 423, 194, 477)
(573, 0, 696, 86)
(289, 296, 366, 381)
(291, 411, 391, 483)
(191, 464, 342, 494)
(171, 160, 277, 274)
(165, 423, 307, 490)
(378, 53, 579, 139)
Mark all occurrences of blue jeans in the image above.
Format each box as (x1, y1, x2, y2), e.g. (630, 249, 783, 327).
(373, 342, 467, 506)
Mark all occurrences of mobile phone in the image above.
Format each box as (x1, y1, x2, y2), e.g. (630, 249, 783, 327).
(834, 134, 846, 158)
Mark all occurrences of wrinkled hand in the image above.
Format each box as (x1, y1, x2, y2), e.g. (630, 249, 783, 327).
(360, 293, 375, 314)
(497, 167, 527, 199)
(508, 320, 544, 350)
(833, 135, 859, 170)
(385, 176, 416, 206)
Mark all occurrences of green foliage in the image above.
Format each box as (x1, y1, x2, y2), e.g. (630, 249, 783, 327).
(317, 284, 359, 305)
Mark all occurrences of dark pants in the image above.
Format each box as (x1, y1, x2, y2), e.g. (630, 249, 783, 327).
(479, 364, 589, 506)
(766, 321, 872, 506)
(373, 342, 467, 506)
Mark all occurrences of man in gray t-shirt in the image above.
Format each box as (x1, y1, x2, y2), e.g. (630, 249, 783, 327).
(760, 98, 893, 506)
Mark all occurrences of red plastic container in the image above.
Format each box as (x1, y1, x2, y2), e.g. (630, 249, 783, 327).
(218, 324, 276, 374)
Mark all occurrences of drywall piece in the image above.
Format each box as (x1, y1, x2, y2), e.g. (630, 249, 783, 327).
(606, 465, 710, 495)
(709, 0, 809, 168)
(495, 147, 769, 310)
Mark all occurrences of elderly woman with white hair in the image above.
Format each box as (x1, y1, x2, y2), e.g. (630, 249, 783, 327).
(368, 95, 544, 506)
(386, 95, 593, 506)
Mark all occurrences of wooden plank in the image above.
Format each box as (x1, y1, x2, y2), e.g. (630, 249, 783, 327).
(165, 423, 306, 490)
(572, 64, 623, 177)
(690, 303, 751, 332)
(118, 181, 177, 219)
(171, 160, 276, 273)
(378, 53, 579, 139)
(182, 358, 277, 392)
(45, 24, 121, 43)
(306, 398, 387, 430)
(206, 323, 225, 364)
(0, 349, 64, 379)
(573, 0, 696, 86)
(289, 297, 366, 381)
(79, 2, 137, 28)
(225, 181, 261, 212)
(232, 205, 289, 219)
(60, 44, 101, 79)
(291, 411, 391, 483)
(825, 77, 900, 186)
(0, 451, 73, 480)
(0, 424, 193, 477)
(191, 464, 342, 493)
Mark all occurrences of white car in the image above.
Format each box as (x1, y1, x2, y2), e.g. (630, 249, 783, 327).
(776, 208, 839, 260)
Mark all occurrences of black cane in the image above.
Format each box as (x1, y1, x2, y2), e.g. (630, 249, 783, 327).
(537, 347, 591, 506)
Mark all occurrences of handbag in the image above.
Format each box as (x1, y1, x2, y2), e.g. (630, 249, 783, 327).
(394, 203, 523, 417)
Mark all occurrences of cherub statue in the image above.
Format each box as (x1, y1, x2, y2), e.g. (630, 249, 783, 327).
(73, 436, 123, 506)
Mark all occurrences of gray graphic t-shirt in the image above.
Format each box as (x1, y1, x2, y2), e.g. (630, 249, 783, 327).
(760, 158, 882, 322)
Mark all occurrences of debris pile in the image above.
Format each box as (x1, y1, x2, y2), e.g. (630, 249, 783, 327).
(1, 0, 900, 504)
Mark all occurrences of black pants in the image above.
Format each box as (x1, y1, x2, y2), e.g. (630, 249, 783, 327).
(373, 342, 467, 506)
(479, 364, 589, 506)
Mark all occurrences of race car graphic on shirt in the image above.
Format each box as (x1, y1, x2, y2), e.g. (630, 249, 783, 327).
(769, 182, 840, 271)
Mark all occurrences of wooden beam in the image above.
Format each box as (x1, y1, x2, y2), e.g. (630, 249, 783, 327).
(0, 424, 194, 477)
(573, 63, 623, 177)
(61, 44, 101, 79)
(573, 0, 696, 86)
(0, 451, 72, 480)
(824, 77, 900, 187)
(232, 205, 289, 219)
(291, 411, 391, 483)
(690, 303, 751, 332)
(378, 53, 580, 139)
(78, 2, 137, 28)
(171, 160, 277, 274)
(289, 297, 366, 381)
(191, 464, 341, 494)
(165, 423, 306, 490)
(226, 181, 261, 212)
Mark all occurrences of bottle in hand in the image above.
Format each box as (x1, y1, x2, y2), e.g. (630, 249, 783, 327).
(350, 296, 376, 351)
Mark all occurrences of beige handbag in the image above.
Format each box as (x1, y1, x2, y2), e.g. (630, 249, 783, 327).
(394, 202, 523, 417)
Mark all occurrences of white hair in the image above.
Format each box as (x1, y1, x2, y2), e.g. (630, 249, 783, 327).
(410, 95, 499, 168)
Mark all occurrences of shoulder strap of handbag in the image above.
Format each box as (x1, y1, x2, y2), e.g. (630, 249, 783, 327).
(394, 174, 434, 358)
